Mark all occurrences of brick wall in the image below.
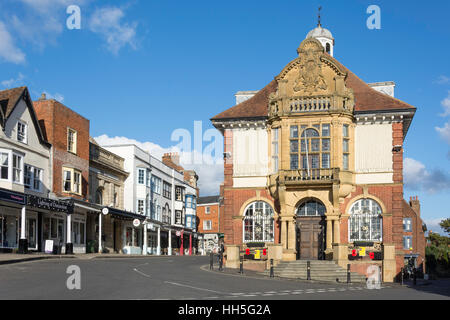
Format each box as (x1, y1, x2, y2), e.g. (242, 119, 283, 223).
(34, 99, 90, 200)
(197, 203, 220, 233)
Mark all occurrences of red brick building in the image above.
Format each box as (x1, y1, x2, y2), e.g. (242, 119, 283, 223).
(34, 94, 93, 254)
(197, 196, 222, 254)
(211, 25, 425, 282)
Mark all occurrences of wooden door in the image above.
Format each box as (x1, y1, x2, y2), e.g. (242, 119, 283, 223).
(296, 217, 325, 260)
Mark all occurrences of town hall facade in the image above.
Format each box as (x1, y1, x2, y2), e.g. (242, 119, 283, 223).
(211, 24, 425, 282)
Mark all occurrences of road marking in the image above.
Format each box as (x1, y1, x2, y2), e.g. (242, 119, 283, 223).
(133, 268, 151, 278)
(164, 281, 224, 294)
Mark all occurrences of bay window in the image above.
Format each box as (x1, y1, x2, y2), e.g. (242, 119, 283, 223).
(290, 124, 331, 171)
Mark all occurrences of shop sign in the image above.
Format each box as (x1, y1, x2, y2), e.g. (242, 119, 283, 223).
(27, 195, 73, 213)
(0, 189, 26, 205)
(133, 219, 141, 227)
(102, 208, 109, 215)
(176, 231, 181, 237)
(45, 240, 54, 254)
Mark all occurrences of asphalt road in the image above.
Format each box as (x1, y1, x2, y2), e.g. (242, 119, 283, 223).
(0, 256, 448, 300)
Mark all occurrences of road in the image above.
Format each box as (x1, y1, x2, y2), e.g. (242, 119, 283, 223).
(0, 256, 448, 300)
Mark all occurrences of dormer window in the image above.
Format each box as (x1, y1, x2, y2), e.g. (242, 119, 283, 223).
(17, 121, 27, 144)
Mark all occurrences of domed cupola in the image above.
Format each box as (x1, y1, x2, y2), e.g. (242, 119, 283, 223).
(306, 7, 335, 57)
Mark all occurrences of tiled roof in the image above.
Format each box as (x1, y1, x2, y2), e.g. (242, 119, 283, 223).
(0, 86, 27, 119)
(211, 55, 415, 121)
(197, 195, 220, 205)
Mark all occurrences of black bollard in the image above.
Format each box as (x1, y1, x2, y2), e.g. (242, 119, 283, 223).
(219, 253, 223, 271)
(347, 264, 351, 284)
(270, 259, 274, 278)
(210, 252, 214, 270)
(239, 255, 244, 274)
(307, 261, 311, 280)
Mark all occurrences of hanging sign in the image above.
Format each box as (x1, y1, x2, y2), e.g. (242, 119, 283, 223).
(133, 219, 141, 227)
(102, 208, 109, 215)
(176, 231, 181, 237)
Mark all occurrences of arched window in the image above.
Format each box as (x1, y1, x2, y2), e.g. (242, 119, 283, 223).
(349, 199, 382, 242)
(290, 125, 331, 170)
(297, 200, 326, 216)
(95, 188, 103, 205)
(243, 201, 274, 242)
(326, 43, 331, 54)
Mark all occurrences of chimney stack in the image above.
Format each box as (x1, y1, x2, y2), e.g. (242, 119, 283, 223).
(38, 93, 47, 101)
(409, 195, 420, 216)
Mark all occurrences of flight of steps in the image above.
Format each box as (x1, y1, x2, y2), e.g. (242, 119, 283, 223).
(262, 260, 367, 283)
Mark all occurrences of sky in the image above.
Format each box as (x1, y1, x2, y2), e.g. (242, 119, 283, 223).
(0, 0, 449, 234)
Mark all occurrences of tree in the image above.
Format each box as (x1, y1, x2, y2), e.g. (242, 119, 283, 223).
(439, 218, 450, 234)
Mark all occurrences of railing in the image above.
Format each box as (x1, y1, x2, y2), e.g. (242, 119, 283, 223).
(289, 96, 331, 113)
(278, 168, 339, 184)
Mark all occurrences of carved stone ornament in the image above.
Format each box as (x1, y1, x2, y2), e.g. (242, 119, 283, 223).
(294, 39, 327, 94)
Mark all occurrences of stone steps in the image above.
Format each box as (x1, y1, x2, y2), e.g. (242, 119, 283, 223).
(262, 260, 367, 283)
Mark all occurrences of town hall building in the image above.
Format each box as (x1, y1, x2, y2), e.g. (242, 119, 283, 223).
(211, 22, 425, 282)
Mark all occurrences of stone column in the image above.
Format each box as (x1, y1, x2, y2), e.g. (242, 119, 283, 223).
(333, 218, 340, 244)
(281, 219, 287, 250)
(326, 218, 333, 251)
(288, 220, 296, 251)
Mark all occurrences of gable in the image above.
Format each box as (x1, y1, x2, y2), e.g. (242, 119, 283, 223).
(0, 86, 50, 149)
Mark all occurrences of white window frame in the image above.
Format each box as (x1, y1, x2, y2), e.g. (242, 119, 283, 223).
(137, 168, 145, 185)
(17, 121, 28, 144)
(24, 164, 43, 192)
(0, 152, 9, 181)
(137, 199, 145, 215)
(272, 127, 279, 174)
(205, 206, 211, 214)
(12, 153, 23, 184)
(67, 128, 77, 154)
(403, 218, 412, 232)
(151, 175, 161, 194)
(348, 199, 383, 242)
(203, 220, 212, 231)
(62, 167, 82, 195)
(403, 236, 413, 250)
(242, 201, 275, 243)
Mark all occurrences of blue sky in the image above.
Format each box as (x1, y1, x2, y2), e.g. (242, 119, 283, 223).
(1, 0, 449, 234)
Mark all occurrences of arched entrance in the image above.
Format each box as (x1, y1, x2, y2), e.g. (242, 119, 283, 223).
(296, 200, 326, 260)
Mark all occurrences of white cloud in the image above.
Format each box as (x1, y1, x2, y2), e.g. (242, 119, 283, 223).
(439, 91, 450, 117)
(89, 7, 138, 55)
(434, 75, 450, 85)
(0, 21, 26, 64)
(404, 158, 450, 194)
(94, 135, 223, 196)
(43, 91, 64, 102)
(1, 73, 25, 88)
(423, 218, 446, 236)
(436, 122, 450, 145)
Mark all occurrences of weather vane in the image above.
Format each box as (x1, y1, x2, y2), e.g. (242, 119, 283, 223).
(318, 6, 322, 27)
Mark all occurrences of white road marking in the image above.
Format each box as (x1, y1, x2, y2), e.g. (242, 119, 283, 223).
(133, 268, 151, 278)
(164, 281, 224, 294)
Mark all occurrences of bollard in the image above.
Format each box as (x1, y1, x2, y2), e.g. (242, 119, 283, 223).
(219, 253, 223, 271)
(307, 261, 311, 280)
(270, 259, 274, 278)
(239, 255, 244, 274)
(347, 264, 351, 284)
(413, 268, 417, 286)
(210, 252, 214, 270)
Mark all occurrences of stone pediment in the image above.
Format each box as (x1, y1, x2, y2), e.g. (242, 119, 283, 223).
(270, 38, 354, 117)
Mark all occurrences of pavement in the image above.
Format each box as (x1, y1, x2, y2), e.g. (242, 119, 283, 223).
(0, 255, 448, 300)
